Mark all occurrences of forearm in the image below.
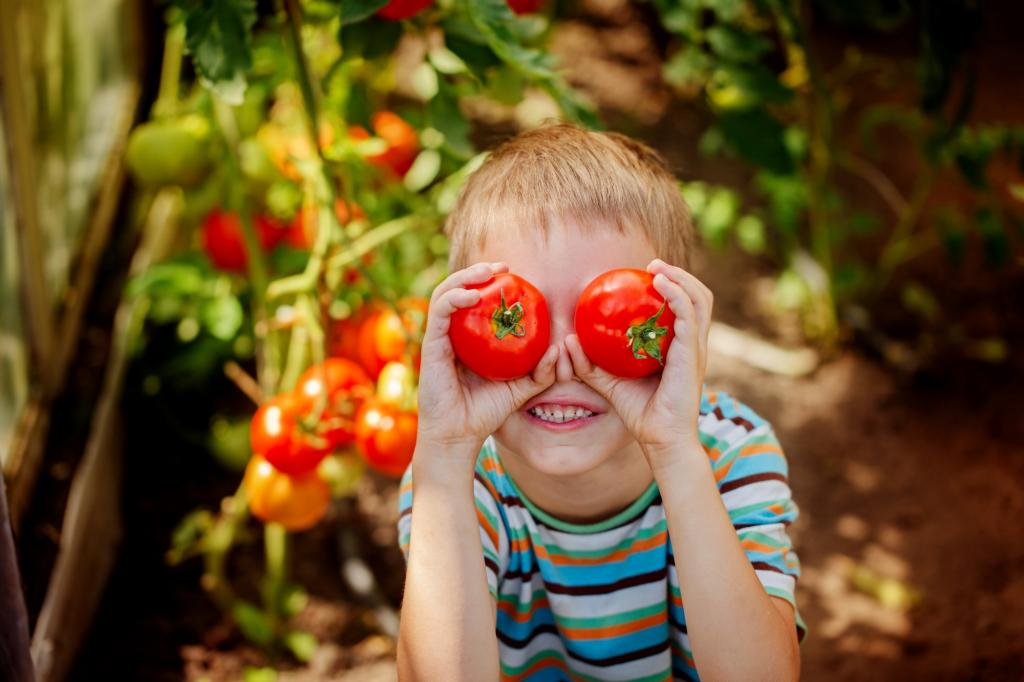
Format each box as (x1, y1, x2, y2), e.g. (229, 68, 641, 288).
(649, 444, 798, 682)
(397, 445, 500, 682)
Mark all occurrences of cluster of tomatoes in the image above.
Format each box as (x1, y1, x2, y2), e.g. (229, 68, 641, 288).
(374, 0, 544, 20)
(245, 298, 426, 530)
(450, 269, 675, 380)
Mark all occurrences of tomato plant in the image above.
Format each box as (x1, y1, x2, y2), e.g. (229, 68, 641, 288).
(574, 269, 676, 378)
(354, 397, 418, 478)
(244, 455, 330, 531)
(284, 198, 365, 250)
(201, 209, 282, 272)
(376, 361, 417, 410)
(376, 0, 433, 21)
(449, 273, 550, 381)
(125, 116, 212, 187)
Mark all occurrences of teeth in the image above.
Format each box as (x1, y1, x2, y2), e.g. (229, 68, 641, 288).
(528, 405, 595, 423)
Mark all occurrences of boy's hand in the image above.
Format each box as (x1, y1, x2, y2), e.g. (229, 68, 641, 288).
(565, 259, 713, 469)
(415, 262, 560, 467)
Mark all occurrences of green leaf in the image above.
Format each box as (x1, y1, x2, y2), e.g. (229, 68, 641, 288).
(180, 0, 257, 104)
(755, 171, 807, 232)
(705, 25, 771, 62)
(663, 47, 713, 91)
(708, 63, 792, 110)
(243, 667, 277, 682)
(199, 295, 245, 340)
(716, 109, 795, 174)
(410, 62, 440, 100)
(697, 187, 739, 248)
(464, 0, 557, 80)
(167, 509, 214, 564)
(339, 16, 402, 61)
(232, 601, 274, 645)
(428, 46, 469, 74)
(127, 261, 207, 299)
(339, 0, 389, 24)
(735, 214, 767, 253)
(428, 83, 474, 159)
(208, 416, 251, 472)
(284, 630, 319, 662)
(404, 149, 442, 192)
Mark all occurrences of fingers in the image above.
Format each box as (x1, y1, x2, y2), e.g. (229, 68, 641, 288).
(647, 258, 713, 330)
(563, 333, 618, 400)
(506, 343, 560, 408)
(429, 261, 507, 305)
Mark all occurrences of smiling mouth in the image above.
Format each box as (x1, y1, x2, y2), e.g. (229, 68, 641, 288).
(526, 404, 597, 424)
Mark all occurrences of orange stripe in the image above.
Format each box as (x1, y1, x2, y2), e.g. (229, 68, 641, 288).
(714, 442, 783, 482)
(513, 531, 667, 567)
(497, 595, 551, 622)
(504, 654, 580, 682)
(399, 480, 413, 495)
(741, 538, 783, 554)
(561, 611, 667, 640)
(477, 507, 499, 549)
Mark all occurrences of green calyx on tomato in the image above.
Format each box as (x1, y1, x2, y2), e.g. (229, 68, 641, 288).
(574, 268, 676, 378)
(491, 289, 526, 340)
(625, 302, 669, 364)
(449, 272, 551, 381)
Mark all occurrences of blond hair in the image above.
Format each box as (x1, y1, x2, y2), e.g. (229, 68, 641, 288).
(444, 121, 694, 271)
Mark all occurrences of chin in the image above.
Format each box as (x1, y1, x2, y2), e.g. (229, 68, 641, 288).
(494, 411, 628, 478)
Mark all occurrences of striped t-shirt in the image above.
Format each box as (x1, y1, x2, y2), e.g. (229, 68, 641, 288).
(397, 386, 806, 681)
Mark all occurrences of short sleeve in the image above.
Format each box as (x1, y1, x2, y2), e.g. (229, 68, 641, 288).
(705, 399, 807, 643)
(396, 457, 509, 600)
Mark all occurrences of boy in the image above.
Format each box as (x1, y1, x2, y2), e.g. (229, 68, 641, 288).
(395, 123, 806, 681)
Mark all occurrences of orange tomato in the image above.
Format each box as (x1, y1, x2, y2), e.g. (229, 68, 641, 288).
(348, 111, 419, 178)
(356, 297, 428, 378)
(244, 455, 331, 531)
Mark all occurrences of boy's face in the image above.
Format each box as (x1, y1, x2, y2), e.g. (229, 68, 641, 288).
(467, 212, 659, 477)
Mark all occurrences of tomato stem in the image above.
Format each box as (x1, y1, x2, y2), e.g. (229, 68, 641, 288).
(491, 288, 526, 340)
(625, 302, 669, 364)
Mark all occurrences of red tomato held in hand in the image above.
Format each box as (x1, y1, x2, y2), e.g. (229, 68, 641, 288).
(449, 273, 550, 381)
(292, 358, 374, 449)
(202, 209, 282, 272)
(376, 0, 432, 21)
(250, 393, 331, 475)
(574, 268, 676, 378)
(354, 398, 418, 478)
(244, 454, 330, 531)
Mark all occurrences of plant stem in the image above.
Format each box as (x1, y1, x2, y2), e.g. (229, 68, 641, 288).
(212, 98, 281, 396)
(153, 22, 185, 118)
(263, 523, 289, 640)
(203, 482, 249, 612)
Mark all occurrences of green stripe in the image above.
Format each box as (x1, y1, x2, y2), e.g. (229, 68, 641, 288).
(508, 519, 667, 560)
(555, 600, 665, 628)
(727, 499, 791, 520)
(498, 588, 548, 613)
(499, 649, 569, 676)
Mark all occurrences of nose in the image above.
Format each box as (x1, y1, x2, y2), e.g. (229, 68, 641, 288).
(548, 302, 579, 384)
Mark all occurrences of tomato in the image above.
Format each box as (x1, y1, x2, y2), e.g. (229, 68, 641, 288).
(574, 268, 676, 378)
(376, 0, 432, 21)
(354, 398, 418, 478)
(318, 451, 367, 498)
(449, 273, 550, 381)
(292, 358, 374, 449)
(349, 112, 419, 178)
(201, 209, 283, 272)
(356, 297, 429, 378)
(244, 455, 330, 531)
(328, 309, 370, 363)
(250, 393, 331, 475)
(376, 361, 418, 411)
(507, 0, 543, 14)
(284, 198, 366, 250)
(259, 121, 335, 181)
(125, 116, 211, 187)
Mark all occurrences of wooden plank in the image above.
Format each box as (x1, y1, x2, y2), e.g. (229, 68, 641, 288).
(29, 188, 184, 682)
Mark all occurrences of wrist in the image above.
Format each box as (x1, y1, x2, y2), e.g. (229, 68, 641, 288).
(412, 438, 482, 485)
(641, 438, 707, 476)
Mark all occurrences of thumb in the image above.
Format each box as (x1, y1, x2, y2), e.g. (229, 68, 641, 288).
(506, 343, 560, 409)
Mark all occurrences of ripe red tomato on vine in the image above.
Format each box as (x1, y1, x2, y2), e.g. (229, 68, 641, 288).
(375, 0, 432, 21)
(250, 393, 332, 476)
(292, 358, 374, 449)
(449, 272, 550, 381)
(574, 268, 676, 378)
(354, 397, 418, 478)
(244, 454, 330, 531)
(356, 297, 429, 378)
(201, 209, 283, 272)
